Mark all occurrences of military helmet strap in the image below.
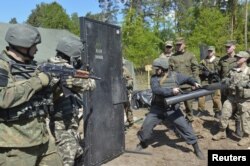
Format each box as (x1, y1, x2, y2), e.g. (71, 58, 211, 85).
(10, 44, 34, 60)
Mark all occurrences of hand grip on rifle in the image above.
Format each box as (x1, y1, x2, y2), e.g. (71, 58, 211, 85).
(38, 63, 101, 96)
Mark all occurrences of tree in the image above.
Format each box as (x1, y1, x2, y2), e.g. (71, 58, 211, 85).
(85, 12, 105, 21)
(9, 18, 17, 24)
(181, 8, 229, 57)
(98, 0, 120, 24)
(122, 8, 161, 68)
(26, 2, 72, 30)
(70, 12, 80, 36)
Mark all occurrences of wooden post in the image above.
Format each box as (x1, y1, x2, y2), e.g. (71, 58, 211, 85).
(145, 65, 152, 89)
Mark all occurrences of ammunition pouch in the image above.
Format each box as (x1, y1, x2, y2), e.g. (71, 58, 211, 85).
(52, 96, 78, 118)
(0, 101, 47, 122)
(243, 89, 250, 98)
(236, 87, 250, 99)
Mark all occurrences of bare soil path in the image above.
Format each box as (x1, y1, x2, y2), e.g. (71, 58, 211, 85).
(103, 100, 249, 166)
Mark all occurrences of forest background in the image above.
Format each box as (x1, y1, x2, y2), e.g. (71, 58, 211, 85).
(7, 0, 250, 69)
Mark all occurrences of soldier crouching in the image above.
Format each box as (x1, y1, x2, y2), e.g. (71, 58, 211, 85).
(136, 58, 205, 160)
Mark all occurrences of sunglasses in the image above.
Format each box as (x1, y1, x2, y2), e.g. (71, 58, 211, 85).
(165, 46, 173, 48)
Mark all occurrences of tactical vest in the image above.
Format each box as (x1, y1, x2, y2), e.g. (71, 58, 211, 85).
(228, 66, 250, 99)
(152, 72, 177, 107)
(200, 57, 220, 84)
(0, 52, 50, 147)
(0, 55, 50, 122)
(52, 93, 82, 119)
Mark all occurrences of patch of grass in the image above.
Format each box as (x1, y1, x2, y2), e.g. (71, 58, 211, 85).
(134, 71, 151, 90)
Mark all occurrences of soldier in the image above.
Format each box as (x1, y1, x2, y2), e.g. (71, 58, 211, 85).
(212, 51, 250, 145)
(123, 60, 134, 127)
(48, 36, 96, 166)
(0, 24, 62, 165)
(198, 46, 222, 118)
(218, 40, 242, 137)
(136, 58, 205, 160)
(169, 37, 200, 122)
(159, 40, 174, 60)
(218, 40, 238, 103)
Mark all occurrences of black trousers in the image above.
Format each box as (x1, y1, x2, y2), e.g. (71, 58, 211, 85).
(137, 105, 197, 145)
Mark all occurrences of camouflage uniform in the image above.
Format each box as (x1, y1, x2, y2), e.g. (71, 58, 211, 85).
(218, 54, 237, 103)
(198, 46, 222, 115)
(217, 40, 241, 136)
(49, 36, 96, 166)
(0, 24, 62, 166)
(123, 65, 134, 126)
(213, 51, 250, 144)
(168, 38, 200, 121)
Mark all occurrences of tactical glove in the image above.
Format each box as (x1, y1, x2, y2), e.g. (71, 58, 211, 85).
(37, 72, 50, 87)
(61, 76, 74, 88)
(61, 76, 96, 91)
(36, 69, 60, 88)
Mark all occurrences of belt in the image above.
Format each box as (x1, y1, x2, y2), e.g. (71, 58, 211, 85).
(0, 104, 46, 122)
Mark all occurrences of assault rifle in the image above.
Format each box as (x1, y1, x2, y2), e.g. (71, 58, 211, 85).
(38, 63, 101, 80)
(196, 63, 220, 84)
(38, 63, 101, 97)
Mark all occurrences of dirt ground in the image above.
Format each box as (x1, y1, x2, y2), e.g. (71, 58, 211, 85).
(102, 100, 250, 166)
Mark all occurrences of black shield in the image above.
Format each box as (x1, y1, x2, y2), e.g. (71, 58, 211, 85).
(80, 17, 126, 166)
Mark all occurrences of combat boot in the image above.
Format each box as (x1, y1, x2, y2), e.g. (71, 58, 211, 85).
(135, 141, 148, 151)
(238, 135, 250, 146)
(192, 142, 205, 160)
(212, 129, 227, 141)
(235, 120, 243, 138)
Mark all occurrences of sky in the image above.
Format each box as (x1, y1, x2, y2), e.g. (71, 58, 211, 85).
(0, 0, 102, 23)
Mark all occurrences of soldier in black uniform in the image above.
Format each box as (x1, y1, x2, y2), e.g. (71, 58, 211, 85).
(136, 58, 205, 160)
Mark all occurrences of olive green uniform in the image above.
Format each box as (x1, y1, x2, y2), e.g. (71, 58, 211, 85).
(169, 51, 200, 121)
(0, 51, 62, 166)
(218, 54, 237, 103)
(198, 57, 222, 113)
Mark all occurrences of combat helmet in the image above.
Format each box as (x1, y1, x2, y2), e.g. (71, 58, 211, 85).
(56, 36, 83, 58)
(56, 36, 84, 68)
(235, 51, 250, 59)
(152, 58, 169, 70)
(5, 24, 41, 48)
